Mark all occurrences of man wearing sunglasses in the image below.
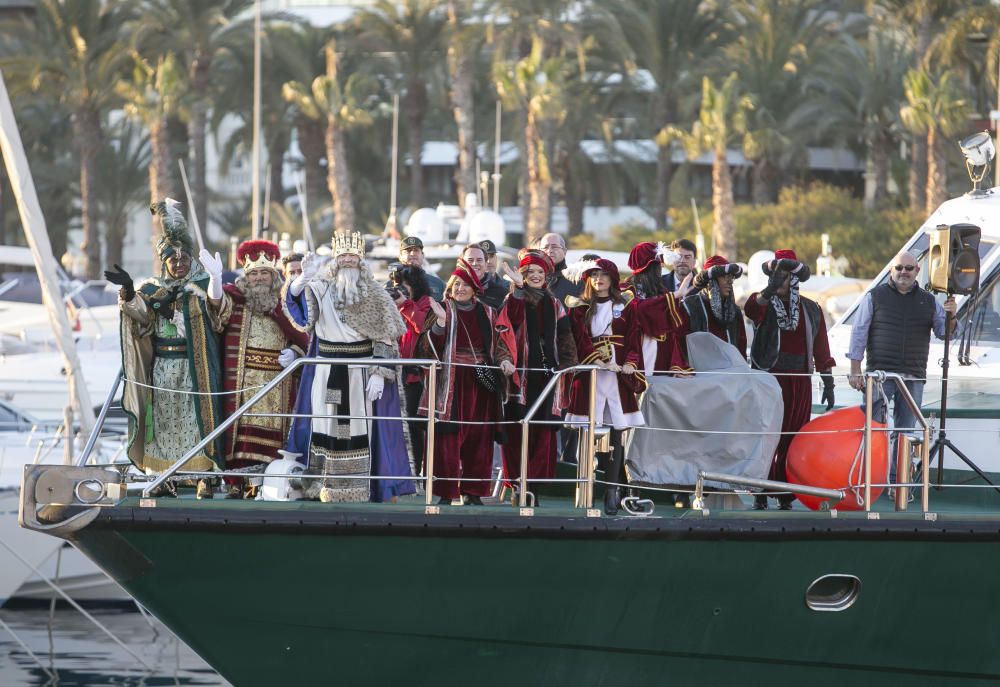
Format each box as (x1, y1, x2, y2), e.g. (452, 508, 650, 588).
(847, 250, 957, 486)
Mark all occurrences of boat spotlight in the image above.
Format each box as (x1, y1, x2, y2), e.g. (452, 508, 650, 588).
(960, 131, 995, 196)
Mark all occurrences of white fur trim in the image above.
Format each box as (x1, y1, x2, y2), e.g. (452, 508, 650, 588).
(562, 260, 600, 283)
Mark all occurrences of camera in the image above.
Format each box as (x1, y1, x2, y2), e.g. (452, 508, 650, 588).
(386, 262, 405, 299)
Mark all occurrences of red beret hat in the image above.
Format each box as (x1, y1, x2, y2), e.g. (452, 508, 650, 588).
(628, 242, 659, 274)
(450, 257, 482, 292)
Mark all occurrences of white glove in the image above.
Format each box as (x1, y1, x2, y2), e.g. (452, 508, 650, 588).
(366, 374, 384, 402)
(199, 249, 224, 299)
(277, 348, 298, 368)
(290, 252, 318, 297)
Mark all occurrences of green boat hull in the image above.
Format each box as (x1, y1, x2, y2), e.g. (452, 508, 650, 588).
(61, 500, 1000, 686)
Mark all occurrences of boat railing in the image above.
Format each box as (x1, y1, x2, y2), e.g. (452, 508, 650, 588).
(71, 361, 939, 514)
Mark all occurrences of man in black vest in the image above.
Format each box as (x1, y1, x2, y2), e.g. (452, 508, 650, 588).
(847, 250, 957, 484)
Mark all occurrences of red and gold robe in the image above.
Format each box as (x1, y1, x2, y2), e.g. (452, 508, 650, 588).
(495, 288, 577, 484)
(220, 283, 310, 469)
(629, 291, 691, 375)
(564, 295, 645, 427)
(419, 299, 500, 500)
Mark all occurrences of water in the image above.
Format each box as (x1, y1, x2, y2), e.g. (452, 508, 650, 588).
(0, 607, 228, 686)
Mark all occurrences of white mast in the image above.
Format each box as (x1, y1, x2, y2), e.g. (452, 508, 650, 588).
(493, 100, 502, 213)
(250, 0, 263, 239)
(386, 93, 399, 237)
(0, 70, 95, 435)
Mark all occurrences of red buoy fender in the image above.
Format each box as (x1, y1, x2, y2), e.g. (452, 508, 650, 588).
(785, 406, 889, 511)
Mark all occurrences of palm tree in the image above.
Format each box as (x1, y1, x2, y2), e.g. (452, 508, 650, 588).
(355, 0, 446, 209)
(137, 0, 254, 233)
(446, 0, 479, 207)
(879, 0, 959, 212)
(269, 22, 330, 213)
(792, 29, 911, 205)
(731, 0, 839, 204)
(283, 40, 376, 232)
(211, 23, 299, 210)
(666, 73, 751, 260)
(608, 0, 734, 230)
(0, 0, 130, 278)
(115, 51, 182, 206)
(494, 35, 582, 244)
(97, 121, 151, 269)
(900, 68, 971, 215)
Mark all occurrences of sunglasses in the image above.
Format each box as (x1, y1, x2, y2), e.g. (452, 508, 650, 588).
(893, 265, 916, 272)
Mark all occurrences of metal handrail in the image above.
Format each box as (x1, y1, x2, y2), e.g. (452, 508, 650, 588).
(515, 364, 601, 508)
(143, 356, 439, 497)
(862, 371, 931, 513)
(694, 471, 844, 510)
(75, 368, 123, 467)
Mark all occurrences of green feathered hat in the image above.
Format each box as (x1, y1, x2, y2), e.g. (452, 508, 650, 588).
(151, 198, 193, 260)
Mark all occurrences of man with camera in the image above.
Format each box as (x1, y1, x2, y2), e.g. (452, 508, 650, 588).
(398, 236, 445, 301)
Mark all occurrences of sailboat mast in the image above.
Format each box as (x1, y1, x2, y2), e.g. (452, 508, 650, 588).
(493, 101, 501, 213)
(250, 0, 263, 240)
(0, 71, 95, 434)
(387, 93, 399, 236)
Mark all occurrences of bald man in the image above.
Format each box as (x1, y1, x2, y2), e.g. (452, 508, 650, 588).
(847, 250, 957, 487)
(538, 232, 581, 303)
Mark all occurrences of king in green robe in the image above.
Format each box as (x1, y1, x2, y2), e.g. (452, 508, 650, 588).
(106, 200, 225, 481)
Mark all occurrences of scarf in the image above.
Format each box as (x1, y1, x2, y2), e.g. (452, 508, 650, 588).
(770, 275, 800, 331)
(707, 281, 738, 323)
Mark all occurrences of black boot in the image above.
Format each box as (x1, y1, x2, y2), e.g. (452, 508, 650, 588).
(753, 494, 768, 510)
(604, 431, 626, 516)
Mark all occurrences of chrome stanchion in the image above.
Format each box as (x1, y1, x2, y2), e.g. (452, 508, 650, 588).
(424, 361, 438, 507)
(863, 373, 874, 512)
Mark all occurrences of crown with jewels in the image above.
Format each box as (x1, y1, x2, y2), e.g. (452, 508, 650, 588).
(237, 239, 281, 272)
(333, 231, 365, 258)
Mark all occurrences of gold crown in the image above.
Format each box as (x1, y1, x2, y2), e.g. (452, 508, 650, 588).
(333, 231, 365, 258)
(242, 252, 280, 272)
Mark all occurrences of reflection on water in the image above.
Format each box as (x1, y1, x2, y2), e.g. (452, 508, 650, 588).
(0, 607, 228, 686)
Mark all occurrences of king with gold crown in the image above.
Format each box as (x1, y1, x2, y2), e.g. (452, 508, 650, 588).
(284, 231, 416, 503)
(211, 239, 311, 498)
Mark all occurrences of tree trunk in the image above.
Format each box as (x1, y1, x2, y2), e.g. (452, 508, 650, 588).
(562, 154, 585, 238)
(908, 133, 927, 212)
(524, 108, 551, 245)
(268, 138, 286, 207)
(655, 142, 674, 232)
(751, 158, 777, 204)
(713, 149, 737, 260)
(326, 116, 355, 232)
(447, 1, 477, 209)
(405, 79, 427, 208)
(105, 217, 126, 271)
(148, 116, 173, 275)
(872, 134, 890, 204)
(298, 117, 326, 212)
(909, 6, 931, 213)
(926, 127, 947, 215)
(74, 106, 103, 279)
(188, 51, 211, 236)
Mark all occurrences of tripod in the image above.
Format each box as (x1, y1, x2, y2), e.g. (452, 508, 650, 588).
(929, 305, 1000, 493)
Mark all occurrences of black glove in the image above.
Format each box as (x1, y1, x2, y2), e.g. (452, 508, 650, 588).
(104, 264, 135, 302)
(760, 269, 788, 300)
(708, 263, 743, 281)
(775, 258, 799, 273)
(149, 287, 180, 320)
(820, 371, 835, 411)
(692, 270, 711, 291)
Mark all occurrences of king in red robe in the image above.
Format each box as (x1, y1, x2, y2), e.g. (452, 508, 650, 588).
(218, 239, 309, 498)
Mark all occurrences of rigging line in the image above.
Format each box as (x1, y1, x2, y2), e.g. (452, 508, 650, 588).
(0, 614, 56, 681)
(0, 538, 154, 671)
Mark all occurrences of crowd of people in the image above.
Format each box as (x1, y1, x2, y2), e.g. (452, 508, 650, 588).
(106, 198, 955, 513)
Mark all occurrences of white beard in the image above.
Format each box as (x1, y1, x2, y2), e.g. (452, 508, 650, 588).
(334, 267, 361, 307)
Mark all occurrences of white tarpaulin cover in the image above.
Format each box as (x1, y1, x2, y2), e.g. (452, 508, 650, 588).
(625, 332, 783, 489)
